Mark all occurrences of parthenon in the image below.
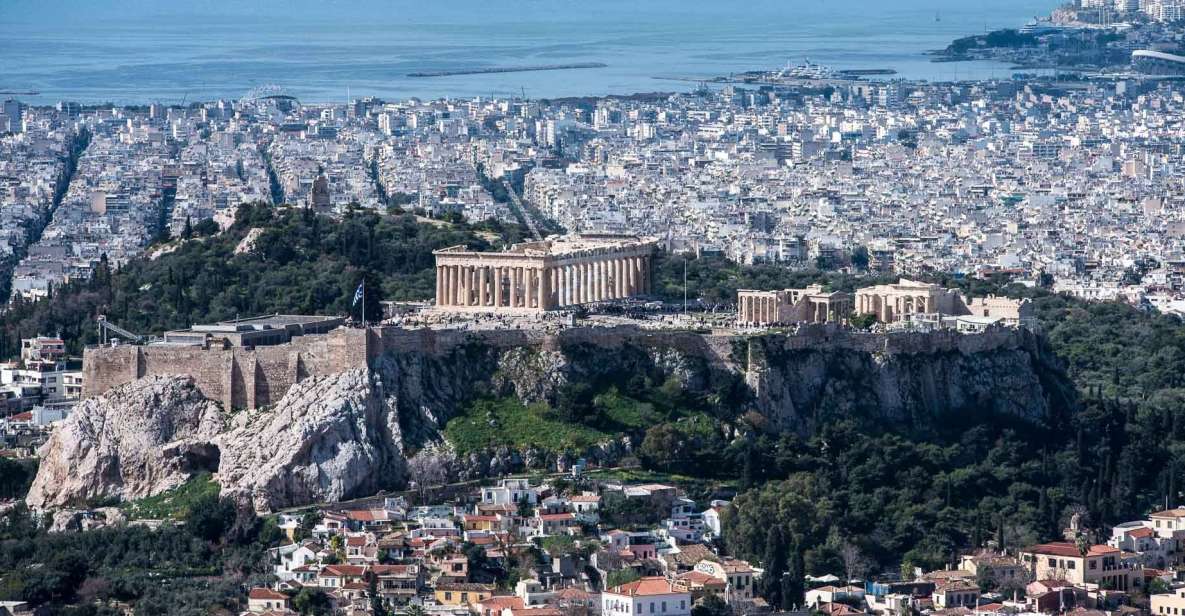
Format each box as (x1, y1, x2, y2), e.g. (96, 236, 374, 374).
(433, 234, 656, 312)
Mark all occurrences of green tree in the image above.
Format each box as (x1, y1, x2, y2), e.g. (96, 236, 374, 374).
(292, 588, 333, 615)
(184, 493, 236, 543)
(692, 594, 732, 616)
(605, 569, 641, 590)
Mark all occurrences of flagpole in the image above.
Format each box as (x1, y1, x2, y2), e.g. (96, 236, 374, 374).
(362, 278, 366, 326)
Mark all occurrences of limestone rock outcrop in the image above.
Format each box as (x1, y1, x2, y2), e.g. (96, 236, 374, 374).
(28, 326, 1073, 515)
(26, 375, 225, 510)
(215, 369, 406, 512)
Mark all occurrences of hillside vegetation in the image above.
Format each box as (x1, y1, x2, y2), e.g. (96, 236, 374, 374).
(0, 203, 529, 358)
(4, 208, 1185, 611)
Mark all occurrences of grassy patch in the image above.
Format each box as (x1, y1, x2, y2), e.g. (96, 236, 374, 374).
(444, 397, 611, 455)
(593, 390, 663, 431)
(121, 473, 220, 520)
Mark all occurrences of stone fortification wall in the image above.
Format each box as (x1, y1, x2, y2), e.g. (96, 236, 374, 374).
(372, 322, 1031, 363)
(83, 322, 1032, 411)
(82, 328, 370, 410)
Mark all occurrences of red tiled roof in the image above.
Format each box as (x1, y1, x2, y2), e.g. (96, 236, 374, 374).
(1023, 542, 1119, 557)
(1129, 527, 1154, 538)
(372, 564, 414, 576)
(677, 571, 724, 586)
(321, 564, 367, 577)
(480, 596, 526, 611)
(249, 588, 289, 600)
(609, 577, 686, 597)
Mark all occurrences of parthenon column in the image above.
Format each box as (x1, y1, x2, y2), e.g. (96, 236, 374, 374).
(527, 268, 537, 309)
(538, 267, 550, 310)
(473, 266, 483, 305)
(490, 267, 500, 307)
(559, 266, 568, 306)
(578, 263, 587, 304)
(568, 261, 578, 305)
(625, 257, 635, 295)
(458, 266, 467, 307)
(633, 256, 643, 294)
(449, 266, 458, 306)
(586, 262, 594, 303)
(570, 264, 578, 305)
(570, 265, 578, 305)
(596, 262, 606, 301)
(643, 256, 651, 294)
(620, 258, 630, 297)
(467, 267, 476, 307)
(508, 268, 518, 308)
(589, 262, 598, 302)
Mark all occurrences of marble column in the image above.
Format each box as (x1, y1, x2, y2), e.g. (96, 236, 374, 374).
(530, 267, 540, 308)
(596, 262, 606, 301)
(508, 268, 518, 308)
(467, 267, 476, 307)
(579, 263, 588, 304)
(620, 257, 630, 298)
(458, 266, 467, 307)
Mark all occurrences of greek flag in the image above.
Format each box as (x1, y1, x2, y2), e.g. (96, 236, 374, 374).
(352, 280, 365, 307)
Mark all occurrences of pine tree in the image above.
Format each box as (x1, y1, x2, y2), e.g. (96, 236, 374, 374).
(785, 537, 806, 609)
(761, 526, 787, 608)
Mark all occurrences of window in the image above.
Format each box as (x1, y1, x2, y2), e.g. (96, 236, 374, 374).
(1067, 561, 1075, 570)
(1090, 561, 1097, 570)
(445, 592, 453, 601)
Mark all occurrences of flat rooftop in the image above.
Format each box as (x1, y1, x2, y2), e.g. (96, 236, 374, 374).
(159, 314, 345, 346)
(213, 314, 341, 329)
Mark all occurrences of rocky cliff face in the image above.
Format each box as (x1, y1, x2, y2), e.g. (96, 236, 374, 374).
(26, 375, 225, 510)
(28, 327, 1073, 513)
(216, 369, 406, 512)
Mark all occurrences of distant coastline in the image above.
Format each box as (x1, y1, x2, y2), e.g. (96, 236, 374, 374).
(408, 63, 608, 78)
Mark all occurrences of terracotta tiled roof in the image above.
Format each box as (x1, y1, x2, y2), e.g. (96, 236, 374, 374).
(1022, 542, 1119, 557)
(321, 564, 367, 577)
(609, 577, 686, 596)
(249, 588, 289, 601)
(480, 596, 526, 611)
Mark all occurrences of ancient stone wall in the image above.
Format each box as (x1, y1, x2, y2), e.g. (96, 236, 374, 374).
(83, 323, 1032, 411)
(82, 328, 371, 410)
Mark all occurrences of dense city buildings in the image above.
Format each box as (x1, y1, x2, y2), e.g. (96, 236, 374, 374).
(7, 71, 1185, 314)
